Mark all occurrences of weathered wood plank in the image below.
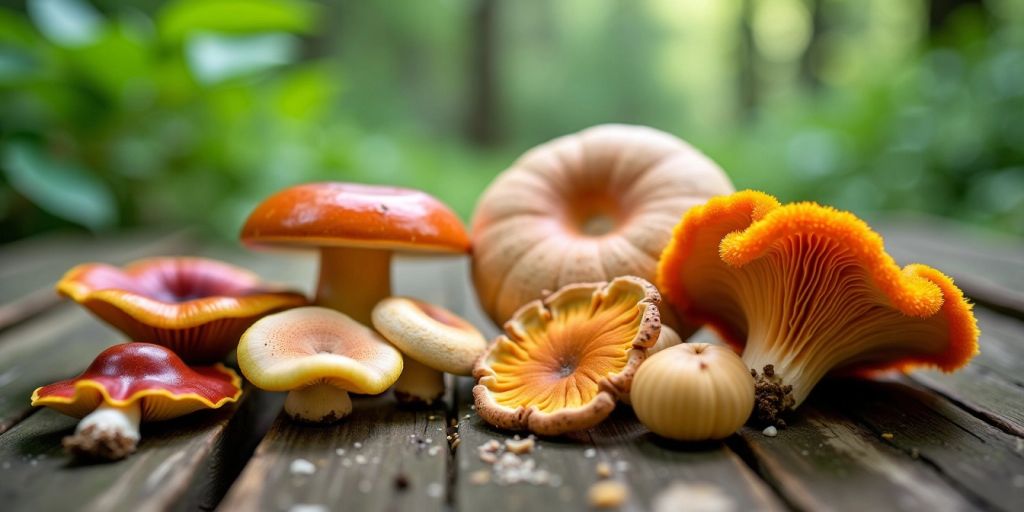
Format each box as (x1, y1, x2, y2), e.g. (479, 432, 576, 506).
(0, 307, 120, 434)
(0, 388, 280, 512)
(452, 378, 785, 512)
(906, 308, 1024, 437)
(218, 397, 450, 512)
(824, 378, 1024, 512)
(736, 400, 976, 512)
(877, 216, 1024, 316)
(0, 230, 193, 330)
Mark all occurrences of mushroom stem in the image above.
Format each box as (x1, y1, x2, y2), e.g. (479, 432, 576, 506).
(393, 356, 445, 406)
(284, 383, 353, 423)
(63, 402, 142, 460)
(316, 247, 392, 325)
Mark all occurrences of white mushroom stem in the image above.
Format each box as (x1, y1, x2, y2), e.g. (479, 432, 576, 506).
(393, 356, 445, 406)
(63, 402, 142, 460)
(284, 382, 353, 423)
(316, 247, 392, 325)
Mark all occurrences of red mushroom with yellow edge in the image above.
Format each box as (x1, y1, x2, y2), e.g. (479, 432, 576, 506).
(473, 276, 661, 436)
(31, 343, 242, 460)
(657, 190, 980, 426)
(240, 183, 469, 326)
(238, 307, 404, 423)
(57, 257, 307, 363)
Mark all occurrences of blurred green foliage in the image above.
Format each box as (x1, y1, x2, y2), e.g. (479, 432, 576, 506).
(0, 0, 1021, 243)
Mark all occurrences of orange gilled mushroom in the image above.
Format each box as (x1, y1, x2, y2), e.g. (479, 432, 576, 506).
(471, 124, 734, 332)
(31, 343, 242, 460)
(57, 257, 307, 363)
(657, 191, 980, 426)
(473, 276, 661, 436)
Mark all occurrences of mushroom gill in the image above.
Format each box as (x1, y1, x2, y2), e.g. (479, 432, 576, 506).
(473, 276, 661, 436)
(658, 191, 980, 426)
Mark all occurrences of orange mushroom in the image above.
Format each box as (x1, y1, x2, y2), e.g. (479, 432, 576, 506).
(58, 257, 307, 363)
(240, 182, 469, 325)
(657, 191, 980, 425)
(31, 343, 242, 460)
(473, 276, 661, 435)
(471, 124, 734, 331)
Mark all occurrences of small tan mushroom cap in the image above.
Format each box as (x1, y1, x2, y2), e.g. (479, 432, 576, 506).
(371, 297, 487, 375)
(473, 276, 661, 436)
(238, 307, 403, 394)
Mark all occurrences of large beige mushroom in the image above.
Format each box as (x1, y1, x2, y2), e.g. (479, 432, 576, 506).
(372, 297, 487, 406)
(470, 124, 734, 331)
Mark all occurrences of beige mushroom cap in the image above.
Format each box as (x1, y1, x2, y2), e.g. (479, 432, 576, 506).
(371, 297, 487, 375)
(238, 307, 403, 394)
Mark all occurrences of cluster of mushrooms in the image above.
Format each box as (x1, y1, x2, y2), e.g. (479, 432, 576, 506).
(31, 124, 980, 461)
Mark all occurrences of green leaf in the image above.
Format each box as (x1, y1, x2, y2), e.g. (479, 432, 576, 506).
(1, 140, 116, 231)
(158, 0, 317, 41)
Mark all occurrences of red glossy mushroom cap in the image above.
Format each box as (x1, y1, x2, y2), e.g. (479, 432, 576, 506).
(240, 182, 470, 253)
(57, 257, 308, 363)
(31, 343, 242, 421)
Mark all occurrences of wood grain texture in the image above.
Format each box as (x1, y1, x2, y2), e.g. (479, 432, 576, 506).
(0, 307, 120, 434)
(0, 387, 280, 512)
(218, 396, 450, 512)
(0, 230, 193, 330)
(908, 306, 1024, 437)
(877, 216, 1024, 316)
(737, 399, 975, 512)
(453, 378, 785, 512)
(823, 378, 1024, 512)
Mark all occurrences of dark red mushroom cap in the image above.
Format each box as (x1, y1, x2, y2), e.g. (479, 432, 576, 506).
(31, 343, 242, 421)
(240, 182, 470, 253)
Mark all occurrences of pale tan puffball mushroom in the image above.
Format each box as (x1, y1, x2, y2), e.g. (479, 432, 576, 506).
(470, 124, 735, 333)
(630, 343, 754, 441)
(238, 307, 403, 423)
(371, 297, 487, 405)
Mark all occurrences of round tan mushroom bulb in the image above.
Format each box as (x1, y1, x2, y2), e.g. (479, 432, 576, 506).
(372, 297, 487, 405)
(631, 343, 754, 441)
(238, 307, 404, 423)
(471, 124, 735, 332)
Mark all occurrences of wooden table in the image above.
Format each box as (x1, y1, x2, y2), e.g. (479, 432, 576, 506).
(0, 217, 1021, 512)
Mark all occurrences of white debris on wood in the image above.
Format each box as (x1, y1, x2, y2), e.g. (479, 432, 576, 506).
(289, 458, 316, 475)
(335, 448, 346, 456)
(762, 426, 778, 437)
(473, 436, 561, 487)
(505, 436, 536, 454)
(289, 504, 329, 512)
(426, 482, 444, 498)
(583, 448, 597, 458)
(652, 481, 736, 512)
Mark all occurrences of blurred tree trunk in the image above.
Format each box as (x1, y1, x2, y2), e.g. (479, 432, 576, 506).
(800, 0, 824, 89)
(465, 0, 499, 146)
(737, 0, 758, 118)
